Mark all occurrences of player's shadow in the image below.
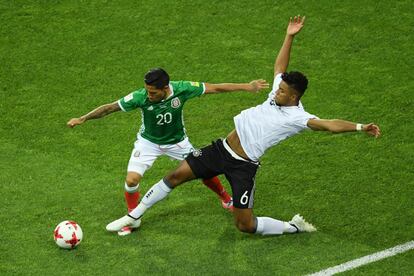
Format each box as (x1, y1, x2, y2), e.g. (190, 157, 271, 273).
(139, 197, 234, 234)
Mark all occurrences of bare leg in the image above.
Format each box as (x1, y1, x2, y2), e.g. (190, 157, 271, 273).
(164, 160, 197, 187)
(233, 208, 257, 233)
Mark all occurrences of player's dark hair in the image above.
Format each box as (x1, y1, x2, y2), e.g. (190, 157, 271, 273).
(281, 71, 308, 96)
(144, 68, 170, 89)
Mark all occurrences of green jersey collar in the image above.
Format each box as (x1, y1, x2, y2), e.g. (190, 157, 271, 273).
(162, 83, 174, 101)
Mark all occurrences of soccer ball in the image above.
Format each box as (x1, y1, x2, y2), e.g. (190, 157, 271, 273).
(53, 220, 83, 249)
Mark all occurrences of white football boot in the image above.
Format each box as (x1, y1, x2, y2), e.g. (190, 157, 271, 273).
(289, 214, 317, 233)
(106, 215, 141, 232)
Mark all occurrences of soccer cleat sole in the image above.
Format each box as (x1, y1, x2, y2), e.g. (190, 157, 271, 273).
(118, 226, 133, 236)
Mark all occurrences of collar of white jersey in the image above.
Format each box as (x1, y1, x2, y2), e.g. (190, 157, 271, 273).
(273, 100, 304, 110)
(162, 83, 175, 101)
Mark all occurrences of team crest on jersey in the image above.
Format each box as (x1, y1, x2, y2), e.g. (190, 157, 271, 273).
(192, 149, 202, 157)
(147, 106, 154, 111)
(171, 98, 181, 108)
(134, 150, 140, 157)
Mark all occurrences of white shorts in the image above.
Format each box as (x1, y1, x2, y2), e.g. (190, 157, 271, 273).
(127, 135, 194, 176)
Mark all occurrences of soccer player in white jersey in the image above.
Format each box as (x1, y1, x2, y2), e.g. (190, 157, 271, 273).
(67, 68, 269, 235)
(106, 15, 381, 236)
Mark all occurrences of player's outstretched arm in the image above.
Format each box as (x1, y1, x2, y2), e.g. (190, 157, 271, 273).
(307, 119, 381, 138)
(274, 15, 306, 77)
(204, 79, 269, 94)
(67, 101, 121, 128)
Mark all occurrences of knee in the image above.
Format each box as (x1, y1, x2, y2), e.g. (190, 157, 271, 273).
(235, 219, 256, 234)
(165, 161, 195, 187)
(165, 170, 183, 186)
(126, 174, 140, 187)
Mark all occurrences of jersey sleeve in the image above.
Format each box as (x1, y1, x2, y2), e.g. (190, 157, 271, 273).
(293, 111, 320, 130)
(118, 89, 145, 112)
(268, 73, 283, 99)
(179, 81, 206, 100)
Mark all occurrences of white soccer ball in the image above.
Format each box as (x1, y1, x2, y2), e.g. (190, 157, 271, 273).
(53, 220, 83, 249)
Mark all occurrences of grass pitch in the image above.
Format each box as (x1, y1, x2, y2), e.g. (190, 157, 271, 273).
(1, 0, 413, 275)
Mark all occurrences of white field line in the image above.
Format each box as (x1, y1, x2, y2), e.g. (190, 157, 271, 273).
(306, 240, 414, 276)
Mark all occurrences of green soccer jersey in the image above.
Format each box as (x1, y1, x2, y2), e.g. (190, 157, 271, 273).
(118, 81, 205, 144)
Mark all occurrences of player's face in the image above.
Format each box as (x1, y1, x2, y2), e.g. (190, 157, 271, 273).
(275, 81, 296, 106)
(145, 84, 168, 102)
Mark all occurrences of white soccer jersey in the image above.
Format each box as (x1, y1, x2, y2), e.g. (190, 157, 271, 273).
(234, 73, 318, 161)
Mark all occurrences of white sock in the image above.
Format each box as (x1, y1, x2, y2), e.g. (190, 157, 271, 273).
(124, 182, 139, 193)
(255, 217, 297, 235)
(129, 179, 172, 219)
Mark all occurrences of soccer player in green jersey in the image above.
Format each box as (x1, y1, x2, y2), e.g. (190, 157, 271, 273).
(67, 68, 269, 235)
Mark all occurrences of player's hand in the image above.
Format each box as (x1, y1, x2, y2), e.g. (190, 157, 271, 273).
(363, 123, 381, 138)
(67, 117, 85, 128)
(248, 79, 269, 93)
(287, 15, 305, 36)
